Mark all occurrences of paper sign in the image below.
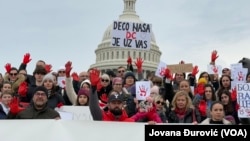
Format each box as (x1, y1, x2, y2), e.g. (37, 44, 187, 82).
(167, 63, 193, 73)
(136, 81, 150, 100)
(57, 76, 66, 88)
(236, 83, 250, 118)
(155, 61, 167, 78)
(111, 21, 152, 50)
(58, 111, 74, 120)
(231, 68, 248, 83)
(207, 64, 222, 75)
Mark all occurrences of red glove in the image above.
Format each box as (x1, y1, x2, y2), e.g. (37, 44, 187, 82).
(134, 57, 144, 73)
(5, 63, 11, 73)
(231, 87, 237, 101)
(198, 100, 207, 116)
(22, 53, 32, 65)
(100, 93, 108, 103)
(65, 61, 72, 77)
(89, 68, 100, 87)
(211, 50, 219, 62)
(191, 65, 199, 76)
(56, 102, 64, 108)
(18, 81, 28, 97)
(71, 72, 79, 81)
(45, 64, 52, 73)
(127, 56, 132, 65)
(9, 97, 24, 115)
(195, 84, 205, 95)
(164, 68, 173, 80)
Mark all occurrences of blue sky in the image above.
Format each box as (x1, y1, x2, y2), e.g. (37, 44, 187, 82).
(0, 0, 250, 74)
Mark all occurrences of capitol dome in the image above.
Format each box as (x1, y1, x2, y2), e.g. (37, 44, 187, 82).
(90, 0, 162, 77)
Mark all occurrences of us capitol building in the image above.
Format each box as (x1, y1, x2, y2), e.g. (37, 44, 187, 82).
(90, 0, 162, 77)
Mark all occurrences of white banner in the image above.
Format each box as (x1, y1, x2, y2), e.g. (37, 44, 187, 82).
(55, 106, 93, 120)
(0, 120, 145, 141)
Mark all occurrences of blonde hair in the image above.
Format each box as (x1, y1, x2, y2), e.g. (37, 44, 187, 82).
(101, 74, 110, 81)
(171, 90, 193, 111)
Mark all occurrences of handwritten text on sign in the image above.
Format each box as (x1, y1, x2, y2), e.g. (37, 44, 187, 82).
(111, 21, 152, 50)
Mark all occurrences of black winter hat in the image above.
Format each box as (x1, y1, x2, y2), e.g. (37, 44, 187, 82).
(106, 70, 116, 77)
(33, 86, 48, 97)
(124, 71, 136, 80)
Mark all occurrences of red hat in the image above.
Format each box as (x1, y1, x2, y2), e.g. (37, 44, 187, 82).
(77, 88, 90, 97)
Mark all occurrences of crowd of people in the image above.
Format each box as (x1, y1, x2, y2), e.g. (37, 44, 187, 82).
(0, 51, 250, 125)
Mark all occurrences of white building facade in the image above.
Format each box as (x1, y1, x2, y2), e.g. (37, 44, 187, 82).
(90, 0, 162, 77)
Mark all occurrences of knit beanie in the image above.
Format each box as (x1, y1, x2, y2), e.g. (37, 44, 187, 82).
(42, 73, 55, 84)
(124, 71, 136, 80)
(78, 88, 90, 98)
(112, 77, 122, 85)
(33, 86, 48, 97)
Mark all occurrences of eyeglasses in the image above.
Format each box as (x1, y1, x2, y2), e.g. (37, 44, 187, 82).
(58, 71, 65, 73)
(114, 84, 122, 86)
(156, 101, 165, 105)
(34, 92, 46, 97)
(118, 70, 125, 73)
(101, 79, 109, 82)
(9, 73, 17, 76)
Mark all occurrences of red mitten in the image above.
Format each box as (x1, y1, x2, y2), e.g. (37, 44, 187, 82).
(18, 81, 28, 97)
(192, 65, 199, 77)
(127, 56, 132, 65)
(134, 57, 144, 73)
(89, 68, 100, 87)
(231, 87, 237, 101)
(198, 100, 207, 116)
(9, 97, 24, 115)
(5, 63, 11, 73)
(65, 61, 72, 77)
(22, 53, 32, 65)
(45, 64, 52, 73)
(195, 83, 205, 95)
(71, 72, 79, 81)
(57, 102, 64, 108)
(211, 50, 219, 62)
(164, 68, 173, 80)
(100, 93, 108, 103)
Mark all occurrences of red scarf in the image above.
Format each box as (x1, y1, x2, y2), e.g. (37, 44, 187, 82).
(174, 108, 186, 119)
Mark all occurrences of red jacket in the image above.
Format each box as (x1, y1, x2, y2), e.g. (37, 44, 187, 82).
(102, 110, 134, 122)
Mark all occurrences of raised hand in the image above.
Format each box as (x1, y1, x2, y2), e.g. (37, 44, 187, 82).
(100, 93, 108, 103)
(134, 57, 144, 73)
(45, 64, 52, 73)
(65, 61, 72, 77)
(127, 56, 132, 65)
(192, 65, 199, 76)
(89, 68, 100, 87)
(164, 68, 173, 80)
(211, 50, 219, 62)
(22, 53, 32, 65)
(71, 72, 79, 81)
(5, 63, 11, 73)
(18, 81, 28, 97)
(9, 97, 24, 115)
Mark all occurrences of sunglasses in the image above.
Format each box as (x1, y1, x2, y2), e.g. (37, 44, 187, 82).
(101, 79, 109, 82)
(9, 73, 17, 76)
(118, 70, 125, 73)
(58, 71, 65, 73)
(156, 101, 165, 105)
